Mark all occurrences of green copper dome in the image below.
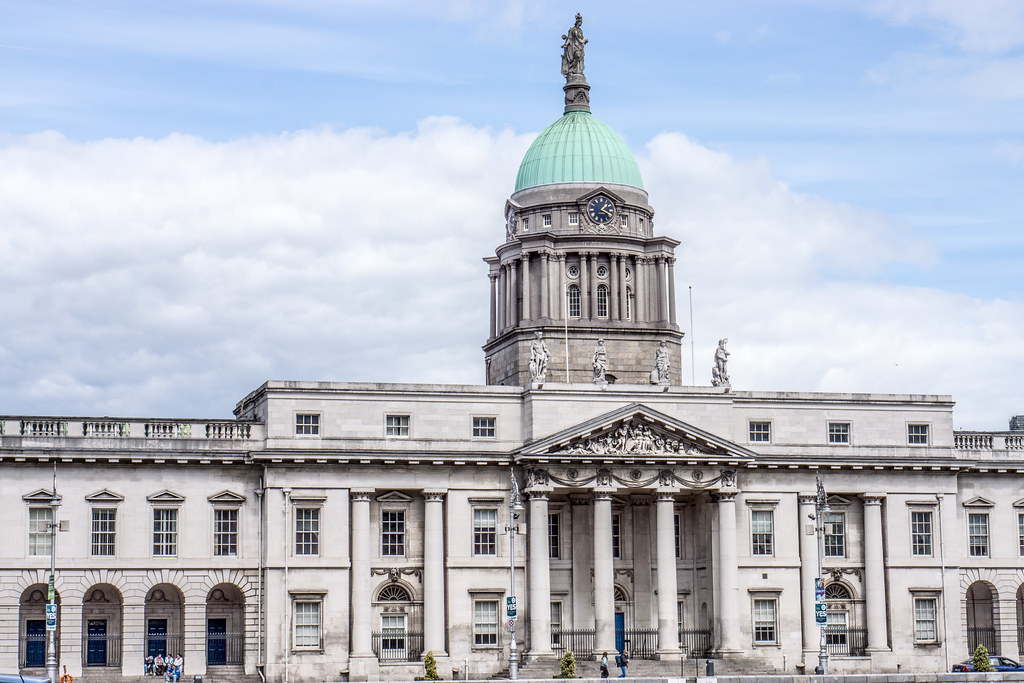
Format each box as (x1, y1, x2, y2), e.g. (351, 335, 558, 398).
(514, 110, 643, 192)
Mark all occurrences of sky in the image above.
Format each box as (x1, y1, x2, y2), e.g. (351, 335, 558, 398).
(0, 0, 1022, 430)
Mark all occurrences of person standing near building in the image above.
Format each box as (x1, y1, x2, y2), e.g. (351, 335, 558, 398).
(600, 652, 609, 678)
(616, 649, 629, 677)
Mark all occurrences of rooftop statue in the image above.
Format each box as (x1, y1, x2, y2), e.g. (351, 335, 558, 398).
(529, 331, 550, 383)
(712, 338, 731, 388)
(561, 13, 587, 78)
(592, 339, 608, 384)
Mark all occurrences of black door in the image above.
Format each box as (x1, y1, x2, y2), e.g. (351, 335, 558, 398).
(207, 618, 226, 665)
(86, 619, 107, 666)
(25, 620, 46, 667)
(147, 619, 167, 658)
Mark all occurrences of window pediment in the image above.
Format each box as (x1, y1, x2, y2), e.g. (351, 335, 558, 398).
(147, 490, 185, 504)
(963, 496, 994, 508)
(23, 488, 61, 503)
(85, 489, 124, 503)
(208, 490, 246, 505)
(377, 491, 413, 503)
(827, 495, 853, 508)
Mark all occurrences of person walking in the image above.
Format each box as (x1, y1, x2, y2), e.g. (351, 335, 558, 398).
(616, 649, 629, 677)
(600, 652, 609, 678)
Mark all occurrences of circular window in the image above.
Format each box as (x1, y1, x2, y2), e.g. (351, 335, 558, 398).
(625, 267, 632, 281)
(597, 266, 608, 278)
(567, 265, 580, 279)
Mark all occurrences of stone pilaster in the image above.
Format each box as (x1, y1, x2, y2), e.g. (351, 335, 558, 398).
(423, 490, 447, 656)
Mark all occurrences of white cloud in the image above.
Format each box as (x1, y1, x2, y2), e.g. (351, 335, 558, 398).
(866, 52, 1024, 100)
(0, 121, 1019, 429)
(868, 0, 1024, 54)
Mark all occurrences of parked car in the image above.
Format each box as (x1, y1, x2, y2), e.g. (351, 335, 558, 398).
(0, 675, 51, 683)
(952, 655, 1024, 672)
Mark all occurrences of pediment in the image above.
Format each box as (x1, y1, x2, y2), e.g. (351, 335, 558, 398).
(963, 496, 994, 508)
(208, 490, 246, 505)
(147, 490, 185, 504)
(1014, 498, 1024, 509)
(828, 495, 854, 508)
(85, 489, 124, 503)
(376, 491, 413, 503)
(518, 403, 756, 461)
(576, 187, 628, 206)
(23, 488, 60, 503)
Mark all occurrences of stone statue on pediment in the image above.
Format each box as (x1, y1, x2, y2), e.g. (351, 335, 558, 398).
(561, 13, 587, 78)
(712, 338, 730, 388)
(529, 331, 550, 382)
(593, 339, 608, 384)
(651, 341, 671, 385)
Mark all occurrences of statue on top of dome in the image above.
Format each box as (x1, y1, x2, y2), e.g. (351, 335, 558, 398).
(561, 13, 587, 78)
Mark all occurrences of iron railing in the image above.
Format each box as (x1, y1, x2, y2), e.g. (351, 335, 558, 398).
(968, 626, 997, 655)
(146, 633, 184, 659)
(21, 632, 60, 669)
(551, 629, 594, 658)
(678, 629, 712, 658)
(622, 629, 658, 660)
(206, 632, 244, 666)
(824, 626, 867, 657)
(82, 633, 122, 667)
(371, 631, 424, 662)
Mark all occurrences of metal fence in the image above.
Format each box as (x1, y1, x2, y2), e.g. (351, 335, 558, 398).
(622, 629, 659, 660)
(678, 629, 712, 659)
(145, 634, 184, 659)
(83, 633, 122, 667)
(551, 629, 595, 658)
(21, 632, 60, 669)
(371, 631, 424, 662)
(824, 626, 867, 657)
(206, 632, 244, 666)
(968, 626, 997, 655)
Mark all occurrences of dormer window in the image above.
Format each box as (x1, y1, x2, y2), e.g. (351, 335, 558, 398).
(568, 212, 579, 226)
(543, 214, 552, 228)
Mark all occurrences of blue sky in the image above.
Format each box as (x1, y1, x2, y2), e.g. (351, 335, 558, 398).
(1, 0, 1022, 428)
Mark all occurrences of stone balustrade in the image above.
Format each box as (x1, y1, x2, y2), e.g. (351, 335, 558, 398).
(0, 417, 262, 444)
(955, 430, 1024, 453)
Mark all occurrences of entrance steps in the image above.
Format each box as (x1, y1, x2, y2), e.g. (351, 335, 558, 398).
(515, 655, 783, 679)
(76, 672, 259, 683)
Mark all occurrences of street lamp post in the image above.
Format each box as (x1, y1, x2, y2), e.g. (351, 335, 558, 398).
(814, 476, 830, 676)
(46, 482, 61, 683)
(507, 470, 525, 680)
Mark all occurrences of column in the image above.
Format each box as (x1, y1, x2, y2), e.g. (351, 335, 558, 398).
(488, 272, 498, 338)
(579, 253, 590, 321)
(509, 259, 519, 327)
(593, 492, 615, 653)
(588, 253, 599, 319)
(609, 255, 620, 320)
(499, 264, 508, 331)
(522, 252, 532, 321)
(528, 491, 554, 656)
(619, 256, 628, 320)
(634, 257, 646, 323)
(797, 493, 819, 659)
(632, 496, 654, 633)
(656, 256, 668, 322)
(350, 490, 373, 657)
(666, 257, 677, 325)
(656, 492, 682, 656)
(556, 255, 567, 320)
(863, 494, 889, 652)
(715, 490, 741, 653)
(539, 252, 550, 320)
(424, 491, 448, 655)
(570, 495, 593, 627)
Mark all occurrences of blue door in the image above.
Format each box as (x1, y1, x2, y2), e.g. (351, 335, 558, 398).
(614, 612, 625, 653)
(25, 620, 46, 667)
(86, 620, 107, 666)
(147, 619, 167, 658)
(207, 618, 227, 665)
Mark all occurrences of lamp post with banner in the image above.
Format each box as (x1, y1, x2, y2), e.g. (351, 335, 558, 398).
(507, 469, 525, 679)
(46, 470, 62, 683)
(813, 476, 830, 675)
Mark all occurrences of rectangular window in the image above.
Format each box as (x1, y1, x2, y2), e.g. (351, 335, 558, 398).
(911, 510, 933, 556)
(612, 513, 621, 559)
(751, 510, 774, 555)
(1019, 513, 1024, 557)
(639, 218, 645, 230)
(548, 513, 560, 559)
(824, 511, 845, 557)
(908, 423, 929, 445)
(474, 600, 499, 646)
(828, 422, 850, 444)
(214, 508, 238, 557)
(749, 421, 771, 443)
(91, 508, 116, 557)
(381, 614, 407, 655)
(294, 601, 322, 649)
(295, 508, 320, 555)
(382, 510, 406, 556)
(153, 508, 178, 556)
(473, 509, 497, 555)
(913, 597, 937, 642)
(567, 285, 581, 317)
(550, 602, 562, 645)
(674, 512, 682, 559)
(568, 212, 579, 226)
(28, 507, 53, 556)
(295, 413, 320, 435)
(619, 214, 627, 228)
(596, 285, 608, 317)
(472, 416, 496, 438)
(543, 214, 552, 228)
(968, 512, 989, 557)
(386, 415, 410, 437)
(521, 217, 529, 232)
(753, 599, 777, 644)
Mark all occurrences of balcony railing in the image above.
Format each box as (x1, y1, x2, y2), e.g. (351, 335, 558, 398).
(551, 628, 594, 658)
(370, 631, 423, 662)
(955, 431, 1024, 453)
(824, 626, 867, 657)
(83, 633, 122, 667)
(679, 629, 713, 658)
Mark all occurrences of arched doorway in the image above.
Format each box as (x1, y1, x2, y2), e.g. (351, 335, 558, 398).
(206, 584, 245, 667)
(966, 581, 997, 654)
(145, 584, 184, 659)
(20, 585, 60, 671)
(371, 582, 422, 662)
(82, 584, 123, 668)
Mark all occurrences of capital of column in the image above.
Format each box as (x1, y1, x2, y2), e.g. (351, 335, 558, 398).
(556, 253, 567, 262)
(711, 489, 739, 503)
(655, 255, 666, 264)
(488, 271, 499, 281)
(797, 493, 818, 505)
(862, 493, 886, 506)
(656, 491, 677, 503)
(527, 490, 550, 501)
(352, 489, 374, 502)
(539, 250, 551, 262)
(666, 257, 675, 266)
(423, 490, 447, 502)
(593, 491, 614, 502)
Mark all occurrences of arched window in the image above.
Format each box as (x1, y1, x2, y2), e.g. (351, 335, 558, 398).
(567, 285, 581, 318)
(378, 585, 411, 602)
(597, 284, 608, 318)
(625, 287, 633, 320)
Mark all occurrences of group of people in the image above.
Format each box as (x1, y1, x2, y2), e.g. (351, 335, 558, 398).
(144, 653, 184, 681)
(599, 649, 629, 678)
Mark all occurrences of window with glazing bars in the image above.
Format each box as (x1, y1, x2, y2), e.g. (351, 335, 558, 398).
(674, 512, 682, 559)
(28, 507, 53, 556)
(567, 285, 581, 318)
(828, 422, 850, 444)
(753, 599, 777, 643)
(751, 510, 773, 555)
(474, 600, 498, 645)
(612, 513, 621, 558)
(913, 597, 937, 642)
(295, 413, 319, 435)
(386, 415, 409, 437)
(597, 285, 608, 317)
(473, 509, 497, 555)
(153, 508, 178, 556)
(1019, 513, 1024, 557)
(382, 510, 406, 556)
(968, 512, 989, 557)
(548, 513, 560, 559)
(214, 508, 238, 556)
(91, 508, 116, 556)
(472, 417, 496, 438)
(295, 508, 319, 555)
(824, 511, 845, 557)
(294, 601, 321, 648)
(911, 510, 933, 555)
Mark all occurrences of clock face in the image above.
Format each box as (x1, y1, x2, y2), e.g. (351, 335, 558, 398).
(587, 196, 615, 225)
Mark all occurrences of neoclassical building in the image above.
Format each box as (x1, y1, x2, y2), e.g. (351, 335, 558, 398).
(2, 17, 1023, 683)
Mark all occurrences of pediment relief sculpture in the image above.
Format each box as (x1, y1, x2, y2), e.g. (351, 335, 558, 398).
(531, 465, 735, 491)
(551, 419, 716, 456)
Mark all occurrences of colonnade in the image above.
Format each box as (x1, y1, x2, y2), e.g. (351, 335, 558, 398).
(489, 251, 676, 337)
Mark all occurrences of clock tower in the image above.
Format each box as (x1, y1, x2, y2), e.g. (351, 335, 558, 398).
(483, 15, 683, 386)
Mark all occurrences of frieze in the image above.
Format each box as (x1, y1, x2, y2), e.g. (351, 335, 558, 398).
(825, 567, 863, 583)
(551, 419, 716, 456)
(371, 567, 423, 582)
(533, 466, 736, 491)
